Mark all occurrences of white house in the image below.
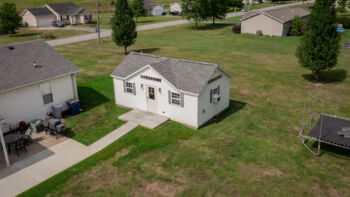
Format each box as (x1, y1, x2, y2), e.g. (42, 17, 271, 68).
(22, 8, 56, 27)
(170, 2, 182, 13)
(0, 40, 80, 125)
(241, 7, 310, 37)
(43, 2, 92, 25)
(111, 53, 232, 128)
(145, 0, 164, 16)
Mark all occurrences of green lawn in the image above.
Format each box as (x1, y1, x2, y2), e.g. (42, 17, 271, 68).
(19, 22, 350, 196)
(0, 28, 88, 45)
(76, 11, 183, 29)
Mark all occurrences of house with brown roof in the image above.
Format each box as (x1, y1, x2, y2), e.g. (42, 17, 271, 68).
(22, 8, 56, 27)
(241, 7, 310, 37)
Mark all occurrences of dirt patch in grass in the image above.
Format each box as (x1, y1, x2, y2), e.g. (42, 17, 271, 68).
(133, 181, 185, 197)
(238, 163, 285, 179)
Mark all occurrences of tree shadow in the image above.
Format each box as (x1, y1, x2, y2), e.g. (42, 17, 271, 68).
(187, 23, 232, 30)
(132, 48, 160, 54)
(10, 32, 40, 37)
(302, 69, 347, 83)
(201, 99, 246, 128)
(137, 20, 156, 24)
(77, 87, 109, 111)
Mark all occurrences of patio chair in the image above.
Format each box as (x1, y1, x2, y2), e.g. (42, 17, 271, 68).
(21, 128, 33, 145)
(8, 138, 27, 156)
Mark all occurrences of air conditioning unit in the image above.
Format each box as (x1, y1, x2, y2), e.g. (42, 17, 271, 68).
(212, 94, 221, 103)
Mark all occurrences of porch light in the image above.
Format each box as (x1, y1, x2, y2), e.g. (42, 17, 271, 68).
(141, 84, 144, 89)
(158, 88, 161, 93)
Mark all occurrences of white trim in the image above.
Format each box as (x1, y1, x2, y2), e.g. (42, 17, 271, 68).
(0, 72, 79, 94)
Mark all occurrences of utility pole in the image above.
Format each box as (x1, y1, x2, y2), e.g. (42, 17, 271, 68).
(96, 0, 101, 43)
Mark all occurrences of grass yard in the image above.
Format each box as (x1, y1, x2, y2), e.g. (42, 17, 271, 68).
(20, 23, 350, 196)
(0, 28, 88, 45)
(76, 11, 183, 29)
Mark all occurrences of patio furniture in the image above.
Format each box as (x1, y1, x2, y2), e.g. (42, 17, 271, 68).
(21, 128, 33, 145)
(43, 118, 65, 139)
(4, 133, 27, 156)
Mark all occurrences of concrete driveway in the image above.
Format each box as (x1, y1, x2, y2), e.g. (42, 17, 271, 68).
(119, 109, 169, 129)
(47, 1, 313, 47)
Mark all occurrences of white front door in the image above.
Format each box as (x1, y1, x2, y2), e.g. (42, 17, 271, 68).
(147, 86, 158, 114)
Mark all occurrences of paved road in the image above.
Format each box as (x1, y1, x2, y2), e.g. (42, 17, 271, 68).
(47, 1, 312, 47)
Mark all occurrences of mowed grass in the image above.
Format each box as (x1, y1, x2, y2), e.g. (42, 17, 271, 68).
(20, 23, 350, 196)
(0, 28, 88, 45)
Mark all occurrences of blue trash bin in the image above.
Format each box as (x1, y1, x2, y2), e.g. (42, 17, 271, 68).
(67, 99, 80, 115)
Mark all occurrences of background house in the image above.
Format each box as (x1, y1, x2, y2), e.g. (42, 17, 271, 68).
(144, 0, 164, 16)
(111, 52, 232, 128)
(170, 2, 182, 14)
(241, 7, 310, 37)
(22, 8, 56, 27)
(0, 40, 80, 124)
(43, 2, 93, 25)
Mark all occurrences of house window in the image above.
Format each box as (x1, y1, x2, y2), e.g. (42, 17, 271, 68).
(210, 86, 221, 103)
(125, 82, 134, 93)
(171, 92, 181, 105)
(84, 15, 89, 20)
(40, 83, 53, 105)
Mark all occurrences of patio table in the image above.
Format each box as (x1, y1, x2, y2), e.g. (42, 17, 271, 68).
(4, 133, 22, 154)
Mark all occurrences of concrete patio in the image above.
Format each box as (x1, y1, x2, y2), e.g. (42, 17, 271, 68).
(119, 109, 169, 129)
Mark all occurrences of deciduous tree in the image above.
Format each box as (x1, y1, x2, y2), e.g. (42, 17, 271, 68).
(182, 0, 206, 29)
(0, 2, 22, 34)
(132, 0, 147, 22)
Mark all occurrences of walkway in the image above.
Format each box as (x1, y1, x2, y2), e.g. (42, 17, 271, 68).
(119, 109, 169, 129)
(47, 1, 312, 47)
(0, 121, 138, 197)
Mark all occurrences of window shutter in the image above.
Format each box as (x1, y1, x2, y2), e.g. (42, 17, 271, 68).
(210, 89, 213, 103)
(218, 86, 220, 95)
(123, 80, 126, 93)
(168, 91, 171, 104)
(133, 82, 136, 95)
(180, 93, 184, 107)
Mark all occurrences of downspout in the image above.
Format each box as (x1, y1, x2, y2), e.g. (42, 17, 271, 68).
(71, 74, 79, 99)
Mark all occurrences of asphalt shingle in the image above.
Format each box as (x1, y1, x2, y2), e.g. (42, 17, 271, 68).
(0, 40, 80, 92)
(25, 8, 53, 16)
(111, 52, 230, 94)
(242, 7, 310, 23)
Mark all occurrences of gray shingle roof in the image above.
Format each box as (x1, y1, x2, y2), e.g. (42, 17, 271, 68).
(242, 7, 310, 23)
(111, 52, 231, 94)
(25, 8, 53, 16)
(46, 2, 91, 16)
(0, 40, 80, 93)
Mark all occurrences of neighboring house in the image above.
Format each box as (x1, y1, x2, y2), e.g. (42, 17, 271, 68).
(0, 40, 80, 124)
(109, 4, 115, 12)
(144, 0, 164, 16)
(22, 8, 56, 27)
(242, 0, 266, 5)
(241, 7, 310, 37)
(111, 52, 232, 128)
(170, 2, 182, 13)
(43, 2, 93, 25)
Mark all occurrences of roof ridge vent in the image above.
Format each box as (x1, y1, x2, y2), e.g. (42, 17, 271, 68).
(7, 46, 14, 50)
(33, 61, 42, 68)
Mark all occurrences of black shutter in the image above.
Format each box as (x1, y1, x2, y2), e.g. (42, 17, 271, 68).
(180, 93, 184, 107)
(168, 90, 171, 104)
(123, 80, 126, 93)
(133, 82, 136, 95)
(210, 89, 213, 103)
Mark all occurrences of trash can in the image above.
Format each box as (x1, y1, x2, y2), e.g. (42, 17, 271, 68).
(52, 104, 63, 119)
(67, 99, 80, 115)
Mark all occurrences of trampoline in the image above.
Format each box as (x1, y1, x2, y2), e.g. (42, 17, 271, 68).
(299, 86, 350, 155)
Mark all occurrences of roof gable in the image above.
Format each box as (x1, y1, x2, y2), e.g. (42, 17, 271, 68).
(23, 8, 53, 16)
(45, 2, 90, 16)
(0, 40, 80, 93)
(111, 52, 231, 95)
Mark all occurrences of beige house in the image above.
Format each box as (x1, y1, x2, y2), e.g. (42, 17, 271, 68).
(241, 7, 310, 37)
(43, 2, 93, 25)
(22, 8, 56, 27)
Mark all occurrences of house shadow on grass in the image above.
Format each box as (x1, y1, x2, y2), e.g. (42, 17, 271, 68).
(10, 32, 40, 37)
(201, 99, 246, 128)
(302, 69, 347, 83)
(132, 48, 160, 54)
(77, 86, 109, 111)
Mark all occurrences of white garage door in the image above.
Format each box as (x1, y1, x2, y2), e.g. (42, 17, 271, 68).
(37, 17, 54, 27)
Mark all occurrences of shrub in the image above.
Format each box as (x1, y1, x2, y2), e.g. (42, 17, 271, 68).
(290, 16, 304, 36)
(232, 25, 241, 33)
(42, 32, 55, 39)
